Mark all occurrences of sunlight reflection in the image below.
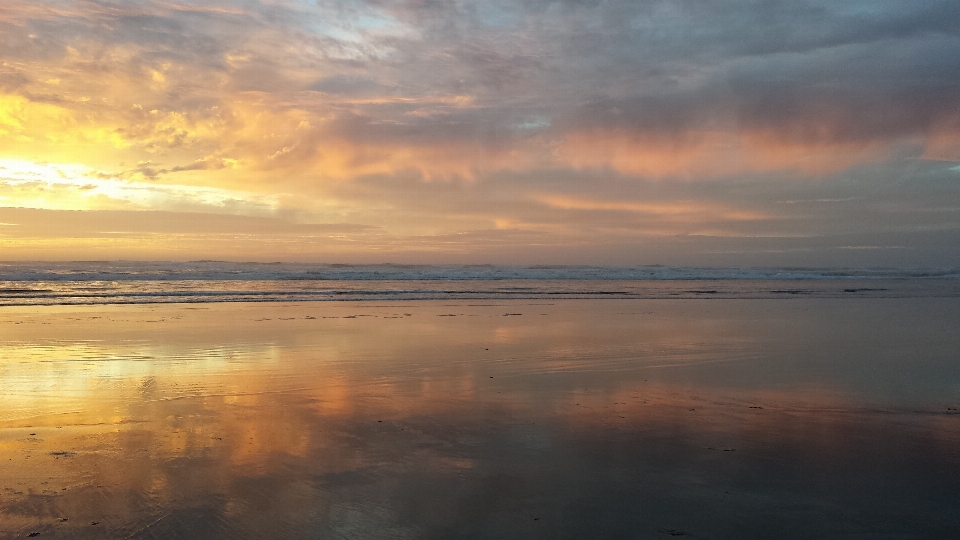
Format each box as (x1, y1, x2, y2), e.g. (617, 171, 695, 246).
(1, 300, 959, 538)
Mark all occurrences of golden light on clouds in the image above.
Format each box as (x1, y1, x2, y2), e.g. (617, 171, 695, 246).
(0, 159, 276, 212)
(0, 0, 957, 264)
(533, 194, 770, 222)
(556, 130, 895, 178)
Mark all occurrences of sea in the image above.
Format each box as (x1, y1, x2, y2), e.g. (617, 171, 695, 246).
(1, 261, 959, 305)
(3, 262, 960, 538)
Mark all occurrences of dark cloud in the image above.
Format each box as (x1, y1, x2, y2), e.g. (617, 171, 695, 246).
(310, 75, 389, 95)
(305, 0, 960, 153)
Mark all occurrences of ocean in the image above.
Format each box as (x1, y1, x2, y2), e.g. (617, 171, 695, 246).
(2, 263, 960, 538)
(2, 261, 958, 305)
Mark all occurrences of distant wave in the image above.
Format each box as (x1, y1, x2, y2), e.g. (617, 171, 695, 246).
(1, 261, 957, 282)
(0, 262, 957, 305)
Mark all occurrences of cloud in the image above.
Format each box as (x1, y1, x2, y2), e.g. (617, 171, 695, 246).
(3, 0, 958, 181)
(0, 0, 958, 264)
(0, 158, 276, 213)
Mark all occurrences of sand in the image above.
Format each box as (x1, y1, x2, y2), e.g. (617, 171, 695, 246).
(1, 299, 959, 539)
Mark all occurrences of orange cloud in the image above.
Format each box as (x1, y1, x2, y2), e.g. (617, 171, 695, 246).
(533, 194, 769, 221)
(555, 129, 894, 179)
(302, 137, 548, 181)
(922, 112, 960, 162)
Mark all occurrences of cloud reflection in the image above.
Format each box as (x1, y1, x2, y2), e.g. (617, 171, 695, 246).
(2, 300, 960, 538)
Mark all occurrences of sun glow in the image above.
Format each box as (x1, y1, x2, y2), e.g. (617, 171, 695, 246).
(0, 159, 278, 213)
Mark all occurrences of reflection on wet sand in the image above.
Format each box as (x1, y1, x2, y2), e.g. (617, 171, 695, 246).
(2, 300, 960, 539)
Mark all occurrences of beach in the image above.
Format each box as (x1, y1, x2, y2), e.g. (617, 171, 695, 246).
(2, 296, 959, 539)
(3, 0, 959, 535)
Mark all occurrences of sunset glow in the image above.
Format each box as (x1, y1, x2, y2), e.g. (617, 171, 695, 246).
(1, 0, 958, 265)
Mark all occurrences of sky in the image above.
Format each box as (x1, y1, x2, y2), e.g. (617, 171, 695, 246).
(0, 0, 959, 266)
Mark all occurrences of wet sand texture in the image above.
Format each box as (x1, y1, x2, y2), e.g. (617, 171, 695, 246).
(2, 299, 960, 539)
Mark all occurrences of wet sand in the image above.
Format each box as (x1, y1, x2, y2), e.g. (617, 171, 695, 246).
(1, 299, 959, 539)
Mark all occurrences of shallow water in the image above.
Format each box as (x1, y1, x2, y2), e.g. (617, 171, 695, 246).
(1, 299, 959, 539)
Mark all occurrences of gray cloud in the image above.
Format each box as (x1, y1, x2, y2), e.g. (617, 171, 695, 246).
(5, 0, 958, 150)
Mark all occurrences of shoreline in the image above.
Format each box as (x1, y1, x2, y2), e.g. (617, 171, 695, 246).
(1, 276, 959, 308)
